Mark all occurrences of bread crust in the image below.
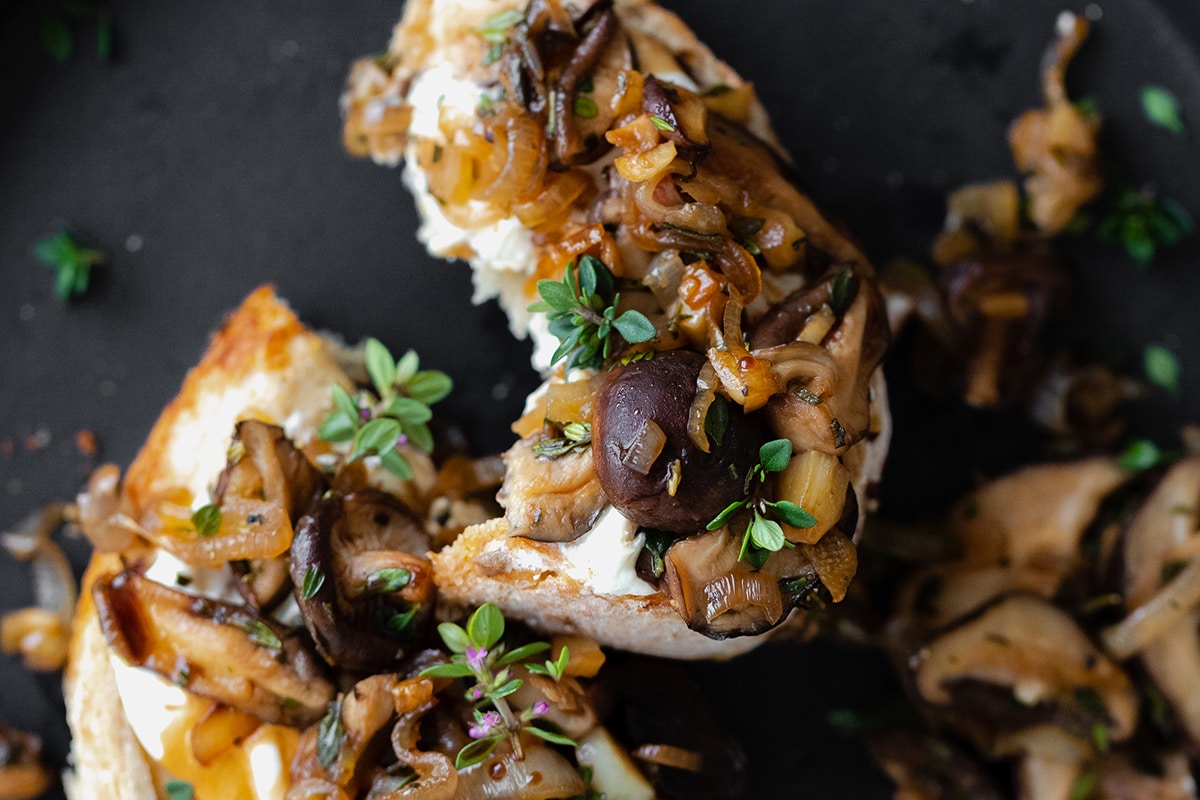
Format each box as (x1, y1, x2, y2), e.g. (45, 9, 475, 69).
(65, 287, 342, 799)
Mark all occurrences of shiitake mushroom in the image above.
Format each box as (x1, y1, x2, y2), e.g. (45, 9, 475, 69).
(592, 351, 757, 533)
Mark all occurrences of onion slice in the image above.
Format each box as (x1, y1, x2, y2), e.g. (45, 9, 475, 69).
(632, 743, 704, 772)
(621, 419, 667, 476)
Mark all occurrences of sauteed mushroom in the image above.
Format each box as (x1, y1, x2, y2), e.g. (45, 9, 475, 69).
(291, 490, 435, 673)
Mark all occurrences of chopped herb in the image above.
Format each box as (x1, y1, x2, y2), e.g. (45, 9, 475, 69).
(175, 573, 193, 587)
(190, 504, 221, 537)
(794, 386, 823, 405)
(1144, 343, 1181, 395)
(573, 96, 599, 118)
(316, 697, 344, 769)
(1074, 95, 1100, 120)
(704, 395, 730, 448)
(830, 418, 847, 449)
(650, 115, 674, 132)
(366, 567, 412, 594)
(528, 255, 656, 370)
(617, 349, 655, 366)
(164, 780, 194, 800)
(297, 563, 321, 599)
(1118, 439, 1163, 472)
(533, 421, 592, 458)
(234, 618, 282, 651)
(95, 14, 113, 61)
(33, 229, 104, 300)
(1097, 186, 1193, 265)
(385, 606, 420, 638)
(1141, 85, 1185, 135)
(1069, 767, 1099, 800)
(476, 8, 524, 42)
(1161, 559, 1189, 586)
(1074, 687, 1105, 715)
(482, 41, 504, 66)
(640, 528, 675, 578)
(829, 267, 859, 316)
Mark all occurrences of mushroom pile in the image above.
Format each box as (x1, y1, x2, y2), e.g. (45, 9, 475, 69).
(881, 455, 1200, 800)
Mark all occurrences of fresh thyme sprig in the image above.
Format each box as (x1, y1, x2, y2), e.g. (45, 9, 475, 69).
(706, 438, 817, 566)
(419, 603, 574, 769)
(529, 255, 656, 370)
(532, 421, 592, 458)
(318, 339, 452, 479)
(33, 229, 104, 300)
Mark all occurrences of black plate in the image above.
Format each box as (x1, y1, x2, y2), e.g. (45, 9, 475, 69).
(2, 1, 1199, 797)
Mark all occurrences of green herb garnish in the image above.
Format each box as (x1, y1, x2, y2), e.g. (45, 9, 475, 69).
(190, 504, 221, 537)
(528, 255, 656, 370)
(316, 697, 345, 769)
(573, 95, 599, 118)
(234, 618, 283, 651)
(164, 780, 194, 800)
(1144, 343, 1181, 395)
(33, 229, 104, 300)
(366, 567, 413, 594)
(650, 115, 674, 131)
(1069, 767, 1099, 800)
(1141, 85, 1185, 135)
(300, 566, 325, 600)
(385, 606, 420, 638)
(1097, 186, 1193, 265)
(318, 340, 451, 479)
(1118, 439, 1163, 472)
(420, 604, 574, 769)
(707, 438, 816, 565)
(527, 645, 570, 681)
(640, 528, 675, 578)
(532, 421, 592, 458)
(830, 267, 859, 315)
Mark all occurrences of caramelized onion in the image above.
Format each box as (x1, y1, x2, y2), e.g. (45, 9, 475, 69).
(0, 607, 69, 672)
(141, 495, 293, 568)
(456, 742, 586, 800)
(478, 115, 546, 205)
(0, 726, 52, 800)
(616, 140, 677, 183)
(190, 704, 262, 766)
(632, 743, 704, 772)
(513, 169, 590, 229)
(1102, 558, 1200, 659)
(622, 419, 667, 476)
(686, 361, 719, 453)
(285, 778, 352, 800)
(2, 505, 76, 621)
(74, 464, 138, 551)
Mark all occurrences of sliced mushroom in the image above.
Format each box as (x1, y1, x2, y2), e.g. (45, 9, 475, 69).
(911, 595, 1137, 752)
(662, 528, 785, 638)
(215, 420, 327, 610)
(501, 433, 607, 543)
(290, 490, 435, 672)
(947, 457, 1128, 576)
(1112, 458, 1200, 743)
(94, 570, 333, 726)
(760, 270, 889, 456)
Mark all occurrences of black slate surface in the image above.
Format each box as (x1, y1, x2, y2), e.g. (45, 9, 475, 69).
(2, 1, 1199, 797)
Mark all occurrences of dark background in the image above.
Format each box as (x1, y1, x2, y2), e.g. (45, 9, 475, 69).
(2, 1, 1199, 797)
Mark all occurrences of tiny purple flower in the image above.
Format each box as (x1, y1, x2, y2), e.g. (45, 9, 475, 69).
(358, 406, 371, 422)
(394, 434, 409, 450)
(531, 701, 549, 717)
(469, 686, 484, 701)
(466, 646, 488, 672)
(468, 710, 502, 739)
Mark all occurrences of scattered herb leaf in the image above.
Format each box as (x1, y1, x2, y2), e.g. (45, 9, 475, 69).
(316, 697, 344, 769)
(1144, 343, 1181, 395)
(190, 504, 221, 537)
(573, 96, 599, 118)
(366, 567, 412, 594)
(234, 618, 282, 650)
(33, 229, 104, 300)
(164, 780, 194, 800)
(300, 566, 325, 600)
(533, 421, 593, 458)
(1097, 187, 1193, 265)
(1141, 85, 1185, 135)
(650, 115, 674, 131)
(1118, 439, 1163, 472)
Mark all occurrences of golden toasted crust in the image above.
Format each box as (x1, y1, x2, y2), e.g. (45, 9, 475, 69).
(64, 553, 158, 800)
(65, 287, 343, 799)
